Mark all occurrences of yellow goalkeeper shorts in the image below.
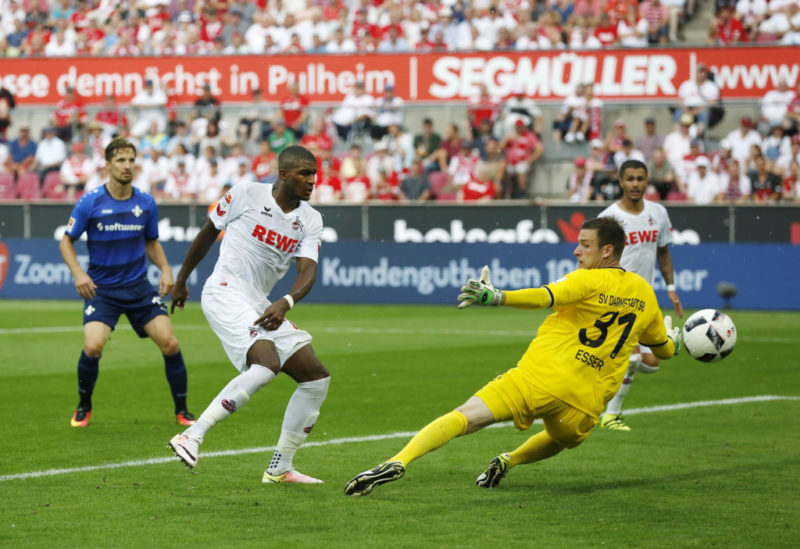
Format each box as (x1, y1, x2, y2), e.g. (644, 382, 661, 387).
(475, 366, 597, 448)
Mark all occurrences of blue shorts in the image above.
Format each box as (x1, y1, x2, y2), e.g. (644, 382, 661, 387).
(82, 278, 168, 338)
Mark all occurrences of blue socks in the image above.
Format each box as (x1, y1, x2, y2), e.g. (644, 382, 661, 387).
(77, 350, 189, 413)
(77, 351, 99, 409)
(164, 350, 188, 412)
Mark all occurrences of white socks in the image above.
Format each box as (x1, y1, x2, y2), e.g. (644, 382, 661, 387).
(185, 364, 276, 441)
(182, 369, 330, 475)
(606, 354, 641, 416)
(267, 376, 330, 475)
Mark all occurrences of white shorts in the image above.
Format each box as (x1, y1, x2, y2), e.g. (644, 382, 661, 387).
(506, 161, 530, 175)
(638, 344, 653, 355)
(201, 277, 312, 373)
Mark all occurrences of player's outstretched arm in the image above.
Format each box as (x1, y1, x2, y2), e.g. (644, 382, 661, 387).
(253, 257, 317, 330)
(171, 219, 221, 313)
(59, 234, 96, 300)
(458, 265, 553, 310)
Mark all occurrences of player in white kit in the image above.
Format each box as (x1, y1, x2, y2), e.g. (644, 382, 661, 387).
(168, 145, 330, 483)
(598, 159, 684, 431)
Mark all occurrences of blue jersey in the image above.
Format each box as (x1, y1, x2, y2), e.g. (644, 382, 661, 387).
(65, 185, 160, 287)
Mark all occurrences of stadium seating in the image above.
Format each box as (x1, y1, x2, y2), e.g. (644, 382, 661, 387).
(0, 173, 16, 199)
(643, 187, 661, 202)
(666, 190, 688, 202)
(43, 172, 66, 200)
(429, 172, 457, 201)
(16, 173, 43, 200)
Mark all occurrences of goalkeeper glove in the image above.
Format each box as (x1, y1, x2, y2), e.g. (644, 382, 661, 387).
(664, 315, 681, 356)
(458, 265, 503, 309)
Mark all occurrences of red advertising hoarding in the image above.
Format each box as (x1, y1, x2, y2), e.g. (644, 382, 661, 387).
(0, 46, 796, 105)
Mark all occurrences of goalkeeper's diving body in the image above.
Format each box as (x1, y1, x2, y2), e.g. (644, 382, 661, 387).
(344, 216, 681, 496)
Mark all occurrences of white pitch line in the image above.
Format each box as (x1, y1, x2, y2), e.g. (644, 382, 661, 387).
(1, 395, 798, 483)
(0, 324, 796, 343)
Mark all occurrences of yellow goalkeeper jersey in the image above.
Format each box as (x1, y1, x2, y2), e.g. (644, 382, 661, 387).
(516, 267, 668, 418)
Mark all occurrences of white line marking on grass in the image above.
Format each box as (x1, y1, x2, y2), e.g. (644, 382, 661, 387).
(1, 395, 798, 483)
(0, 325, 796, 344)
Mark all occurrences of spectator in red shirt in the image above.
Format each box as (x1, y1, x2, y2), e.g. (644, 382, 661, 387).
(709, 5, 749, 44)
(594, 13, 620, 46)
(301, 117, 333, 156)
(502, 120, 544, 198)
(415, 27, 436, 51)
(459, 163, 496, 203)
(200, 7, 225, 43)
(52, 86, 87, 143)
(95, 94, 128, 138)
(606, 0, 638, 23)
(351, 8, 379, 49)
(250, 140, 277, 183)
(373, 170, 400, 202)
(379, 10, 404, 41)
(281, 81, 310, 139)
(70, 1, 91, 31)
(83, 16, 106, 55)
(467, 84, 501, 139)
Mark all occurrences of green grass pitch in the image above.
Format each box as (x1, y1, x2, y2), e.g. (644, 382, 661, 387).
(0, 301, 798, 548)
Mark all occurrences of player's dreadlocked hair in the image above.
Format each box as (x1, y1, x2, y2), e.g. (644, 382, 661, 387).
(582, 216, 626, 259)
(105, 137, 137, 162)
(278, 144, 316, 169)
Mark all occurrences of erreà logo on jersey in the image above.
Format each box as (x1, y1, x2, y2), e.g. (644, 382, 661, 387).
(0, 241, 9, 291)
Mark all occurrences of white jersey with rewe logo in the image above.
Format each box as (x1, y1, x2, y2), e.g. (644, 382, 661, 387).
(599, 200, 673, 285)
(207, 181, 323, 300)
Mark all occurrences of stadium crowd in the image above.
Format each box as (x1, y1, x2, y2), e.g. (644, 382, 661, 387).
(707, 0, 800, 45)
(0, 0, 703, 58)
(0, 0, 798, 204)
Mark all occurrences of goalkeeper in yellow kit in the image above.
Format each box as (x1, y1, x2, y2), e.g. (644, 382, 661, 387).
(344, 216, 681, 497)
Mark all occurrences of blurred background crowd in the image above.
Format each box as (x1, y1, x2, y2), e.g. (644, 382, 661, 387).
(0, 0, 799, 205)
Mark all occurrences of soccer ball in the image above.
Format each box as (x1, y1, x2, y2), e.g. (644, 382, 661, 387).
(681, 309, 737, 363)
